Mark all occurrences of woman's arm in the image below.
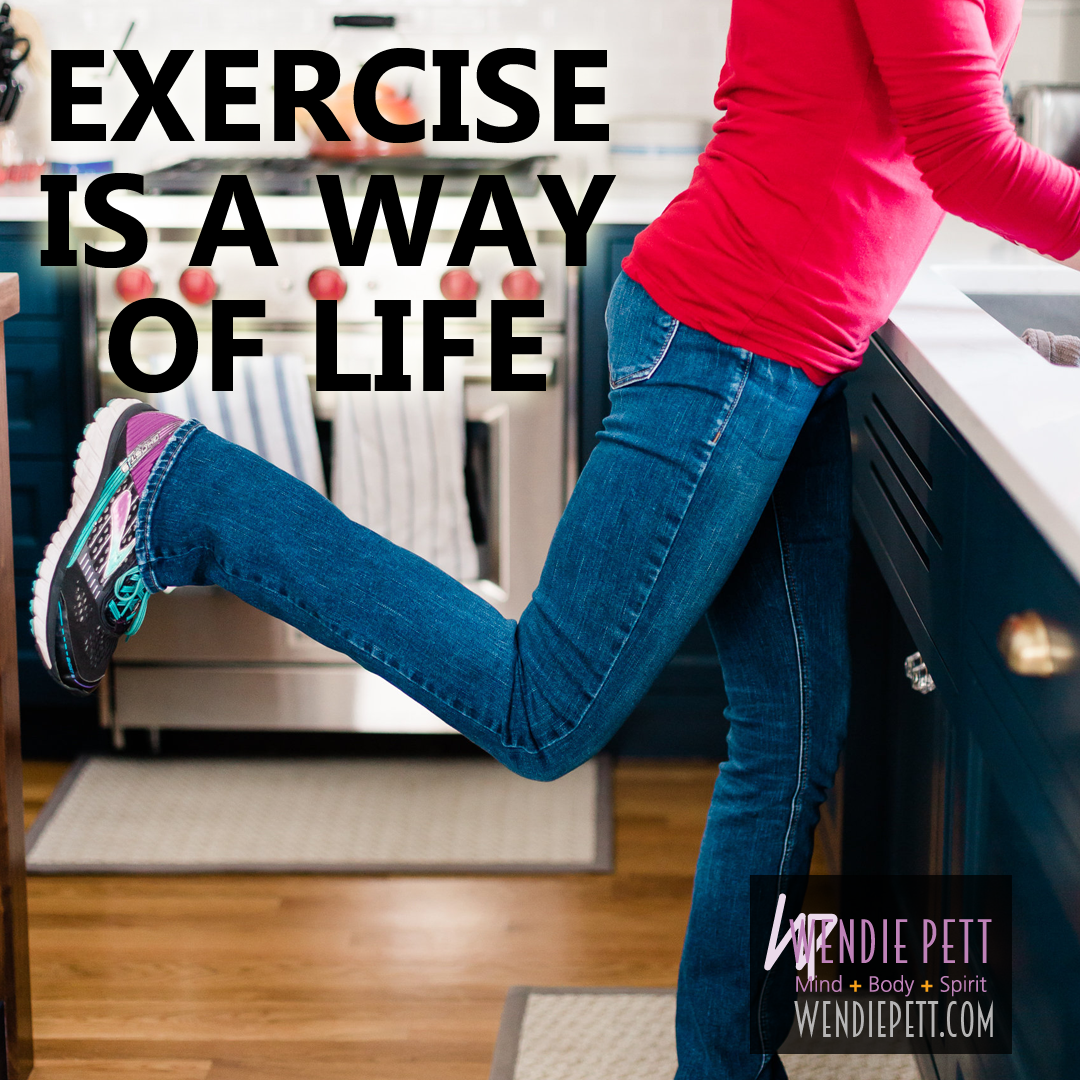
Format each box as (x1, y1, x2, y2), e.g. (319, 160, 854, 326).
(854, 0, 1080, 262)
(1060, 250, 1080, 271)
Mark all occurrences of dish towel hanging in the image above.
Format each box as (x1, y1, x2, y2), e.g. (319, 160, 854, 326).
(151, 353, 326, 495)
(332, 357, 480, 583)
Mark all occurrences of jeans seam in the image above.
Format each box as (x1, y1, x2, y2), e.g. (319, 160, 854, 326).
(609, 316, 681, 388)
(709, 351, 754, 445)
(754, 497, 810, 1062)
(773, 502, 809, 875)
(136, 418, 204, 594)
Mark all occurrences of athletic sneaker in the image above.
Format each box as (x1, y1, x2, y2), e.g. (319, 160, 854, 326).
(31, 399, 182, 694)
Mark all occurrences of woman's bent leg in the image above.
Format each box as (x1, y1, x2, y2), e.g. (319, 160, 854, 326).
(675, 379, 852, 1079)
(135, 275, 823, 781)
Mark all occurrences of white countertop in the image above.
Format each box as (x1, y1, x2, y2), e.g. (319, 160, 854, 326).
(0, 191, 49, 220)
(0, 185, 675, 229)
(882, 217, 1080, 581)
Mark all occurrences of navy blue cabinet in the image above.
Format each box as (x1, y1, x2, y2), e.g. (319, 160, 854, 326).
(843, 334, 1080, 1080)
(848, 340, 968, 704)
(0, 220, 88, 712)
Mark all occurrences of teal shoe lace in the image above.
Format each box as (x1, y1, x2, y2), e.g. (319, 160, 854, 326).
(107, 565, 151, 639)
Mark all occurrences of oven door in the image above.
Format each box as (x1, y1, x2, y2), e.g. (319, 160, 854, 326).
(105, 330, 566, 740)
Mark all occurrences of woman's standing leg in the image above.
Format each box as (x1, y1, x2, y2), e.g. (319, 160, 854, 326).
(675, 379, 851, 1080)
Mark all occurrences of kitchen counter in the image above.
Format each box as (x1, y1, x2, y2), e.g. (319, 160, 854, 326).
(882, 217, 1080, 582)
(0, 165, 681, 229)
(68, 193, 676, 231)
(0, 192, 48, 220)
(0, 188, 678, 230)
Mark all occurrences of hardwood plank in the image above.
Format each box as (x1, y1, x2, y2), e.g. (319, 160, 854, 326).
(22, 764, 69, 833)
(23, 759, 832, 1078)
(30, 1061, 212, 1079)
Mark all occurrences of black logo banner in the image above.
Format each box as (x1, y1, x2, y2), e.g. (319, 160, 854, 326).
(748, 875, 1011, 1055)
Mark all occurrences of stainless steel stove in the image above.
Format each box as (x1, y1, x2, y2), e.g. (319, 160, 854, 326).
(84, 155, 573, 745)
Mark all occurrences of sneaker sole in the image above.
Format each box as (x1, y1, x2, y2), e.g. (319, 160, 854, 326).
(31, 398, 151, 688)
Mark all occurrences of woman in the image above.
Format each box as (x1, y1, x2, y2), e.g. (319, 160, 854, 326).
(31, 0, 1080, 1076)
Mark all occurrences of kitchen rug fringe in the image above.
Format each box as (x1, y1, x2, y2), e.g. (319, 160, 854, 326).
(26, 755, 612, 875)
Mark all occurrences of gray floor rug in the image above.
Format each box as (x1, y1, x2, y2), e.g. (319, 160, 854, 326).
(26, 756, 612, 874)
(490, 988, 923, 1080)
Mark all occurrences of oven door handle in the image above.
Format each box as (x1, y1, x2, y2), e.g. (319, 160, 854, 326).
(467, 404, 511, 603)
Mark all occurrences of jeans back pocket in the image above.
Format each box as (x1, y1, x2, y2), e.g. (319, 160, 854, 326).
(605, 272, 681, 388)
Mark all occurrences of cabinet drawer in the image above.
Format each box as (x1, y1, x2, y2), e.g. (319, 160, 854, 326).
(848, 337, 967, 681)
(964, 456, 1080, 810)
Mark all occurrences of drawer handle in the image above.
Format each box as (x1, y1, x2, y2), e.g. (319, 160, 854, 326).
(997, 611, 1078, 677)
(904, 652, 936, 694)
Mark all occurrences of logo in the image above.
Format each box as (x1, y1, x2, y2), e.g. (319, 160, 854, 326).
(104, 489, 136, 579)
(749, 875, 1011, 1056)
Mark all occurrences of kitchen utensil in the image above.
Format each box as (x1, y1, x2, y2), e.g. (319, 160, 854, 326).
(298, 80, 423, 158)
(1011, 84, 1080, 166)
(0, 3, 28, 123)
(142, 154, 553, 196)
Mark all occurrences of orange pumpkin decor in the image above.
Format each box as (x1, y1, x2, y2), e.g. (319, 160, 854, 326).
(298, 81, 424, 159)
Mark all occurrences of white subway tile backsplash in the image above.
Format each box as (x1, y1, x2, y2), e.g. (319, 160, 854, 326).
(1005, 1, 1080, 85)
(30, 0, 728, 171)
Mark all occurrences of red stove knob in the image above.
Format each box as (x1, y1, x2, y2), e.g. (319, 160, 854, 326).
(115, 266, 156, 303)
(308, 267, 348, 302)
(501, 268, 542, 301)
(179, 267, 218, 306)
(440, 268, 479, 302)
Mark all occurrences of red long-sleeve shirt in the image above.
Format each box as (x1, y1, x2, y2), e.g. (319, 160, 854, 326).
(622, 0, 1080, 384)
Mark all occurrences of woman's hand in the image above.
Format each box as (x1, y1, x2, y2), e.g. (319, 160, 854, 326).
(1060, 249, 1080, 272)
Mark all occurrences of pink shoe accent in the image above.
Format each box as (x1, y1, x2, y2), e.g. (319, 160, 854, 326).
(126, 410, 182, 495)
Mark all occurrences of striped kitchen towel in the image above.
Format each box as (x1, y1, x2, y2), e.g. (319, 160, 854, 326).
(152, 354, 326, 495)
(332, 357, 480, 582)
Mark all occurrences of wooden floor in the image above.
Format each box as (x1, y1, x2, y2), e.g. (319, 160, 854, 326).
(21, 759, 827, 1079)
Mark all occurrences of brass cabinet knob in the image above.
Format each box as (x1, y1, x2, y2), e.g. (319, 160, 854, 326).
(997, 611, 1078, 677)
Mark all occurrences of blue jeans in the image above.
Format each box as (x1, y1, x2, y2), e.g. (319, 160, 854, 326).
(135, 272, 851, 1079)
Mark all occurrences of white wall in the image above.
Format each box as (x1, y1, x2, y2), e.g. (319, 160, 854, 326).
(1006, 0, 1080, 86)
(15, 0, 1080, 174)
(21, 0, 731, 173)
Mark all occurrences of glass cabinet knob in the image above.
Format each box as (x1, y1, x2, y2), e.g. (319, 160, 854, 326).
(904, 652, 936, 694)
